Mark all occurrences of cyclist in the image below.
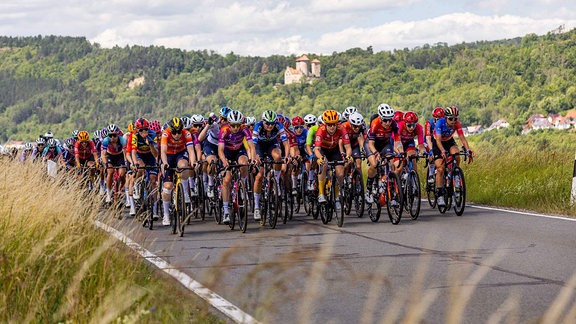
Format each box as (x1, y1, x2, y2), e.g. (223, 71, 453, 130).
(218, 110, 254, 224)
(131, 117, 159, 218)
(160, 117, 197, 226)
(394, 111, 425, 174)
(188, 114, 205, 197)
(19, 142, 33, 162)
(365, 103, 400, 204)
(393, 110, 404, 124)
(425, 107, 444, 186)
(433, 106, 474, 206)
(314, 109, 353, 209)
(198, 107, 231, 198)
(245, 116, 257, 133)
(61, 138, 76, 171)
(42, 138, 62, 162)
(31, 138, 46, 161)
(252, 109, 290, 221)
(74, 130, 99, 179)
(341, 112, 367, 172)
(102, 124, 129, 209)
(291, 115, 309, 191)
(342, 106, 358, 122)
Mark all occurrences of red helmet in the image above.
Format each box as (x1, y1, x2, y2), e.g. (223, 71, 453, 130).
(432, 107, 445, 119)
(403, 111, 418, 123)
(292, 116, 304, 126)
(135, 117, 149, 130)
(393, 110, 404, 123)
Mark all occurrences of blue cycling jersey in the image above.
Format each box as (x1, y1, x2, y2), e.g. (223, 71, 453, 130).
(252, 121, 288, 144)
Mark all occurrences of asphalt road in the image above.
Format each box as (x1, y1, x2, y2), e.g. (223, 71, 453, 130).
(106, 202, 576, 323)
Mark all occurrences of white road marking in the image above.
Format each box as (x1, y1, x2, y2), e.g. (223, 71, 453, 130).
(94, 220, 261, 324)
(468, 204, 576, 221)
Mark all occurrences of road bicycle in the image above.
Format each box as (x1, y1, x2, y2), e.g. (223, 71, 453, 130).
(220, 162, 250, 233)
(302, 159, 319, 220)
(258, 158, 283, 229)
(189, 160, 206, 222)
(165, 166, 194, 237)
(133, 165, 159, 230)
(425, 157, 437, 208)
(399, 153, 426, 220)
(318, 160, 347, 228)
(343, 154, 366, 218)
(365, 154, 403, 224)
(206, 160, 223, 225)
(437, 151, 468, 216)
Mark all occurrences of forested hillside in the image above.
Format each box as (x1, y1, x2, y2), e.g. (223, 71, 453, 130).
(1, 28, 576, 142)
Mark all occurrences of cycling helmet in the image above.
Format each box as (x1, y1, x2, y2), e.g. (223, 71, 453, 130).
(107, 124, 120, 135)
(292, 116, 304, 127)
(101, 128, 108, 138)
(337, 112, 346, 123)
(150, 120, 162, 133)
(342, 106, 358, 120)
(228, 110, 244, 124)
(36, 137, 46, 145)
(191, 114, 204, 124)
(78, 131, 90, 141)
(377, 103, 394, 118)
(93, 130, 101, 139)
(318, 114, 325, 125)
(169, 117, 183, 133)
(135, 117, 150, 130)
(432, 107, 445, 119)
(262, 110, 277, 123)
(393, 110, 404, 123)
(444, 106, 459, 117)
(72, 130, 80, 138)
(65, 137, 76, 148)
(276, 113, 285, 125)
(44, 131, 54, 139)
(47, 139, 57, 147)
(245, 116, 256, 126)
(283, 117, 292, 129)
(127, 122, 135, 133)
(304, 114, 317, 125)
(403, 111, 418, 123)
(162, 122, 170, 131)
(24, 142, 33, 151)
(219, 106, 232, 118)
(322, 110, 339, 124)
(349, 112, 364, 126)
(181, 116, 192, 130)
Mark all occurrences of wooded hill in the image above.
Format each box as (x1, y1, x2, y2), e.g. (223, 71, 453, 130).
(1, 27, 575, 142)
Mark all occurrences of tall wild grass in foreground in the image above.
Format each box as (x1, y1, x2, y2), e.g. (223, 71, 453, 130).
(0, 158, 220, 323)
(464, 129, 576, 216)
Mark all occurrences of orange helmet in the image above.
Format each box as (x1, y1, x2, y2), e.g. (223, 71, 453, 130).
(78, 131, 90, 141)
(322, 109, 339, 124)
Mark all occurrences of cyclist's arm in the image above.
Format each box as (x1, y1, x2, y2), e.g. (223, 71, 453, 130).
(217, 143, 228, 167)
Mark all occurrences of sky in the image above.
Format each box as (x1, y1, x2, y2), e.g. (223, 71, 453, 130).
(1, 0, 576, 56)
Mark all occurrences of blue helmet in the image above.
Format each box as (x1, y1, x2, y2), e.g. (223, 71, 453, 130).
(219, 106, 232, 118)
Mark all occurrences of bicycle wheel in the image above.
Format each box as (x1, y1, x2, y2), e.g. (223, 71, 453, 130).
(145, 186, 157, 230)
(386, 172, 403, 225)
(236, 180, 248, 233)
(407, 170, 421, 220)
(426, 176, 437, 209)
(176, 182, 186, 237)
(352, 169, 365, 218)
(452, 167, 466, 216)
(195, 177, 206, 221)
(334, 178, 344, 227)
(280, 177, 289, 224)
(212, 178, 223, 224)
(302, 171, 311, 216)
(268, 177, 280, 228)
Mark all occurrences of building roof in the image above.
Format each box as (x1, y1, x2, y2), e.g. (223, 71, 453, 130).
(296, 55, 310, 62)
(286, 67, 303, 75)
(311, 58, 320, 63)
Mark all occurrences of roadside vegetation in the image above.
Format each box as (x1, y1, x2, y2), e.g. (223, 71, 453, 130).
(0, 158, 221, 323)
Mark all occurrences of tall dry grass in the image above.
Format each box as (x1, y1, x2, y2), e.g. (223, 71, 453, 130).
(0, 158, 220, 323)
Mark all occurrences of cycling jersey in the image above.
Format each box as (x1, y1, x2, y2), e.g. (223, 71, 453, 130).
(425, 119, 436, 138)
(394, 121, 424, 146)
(434, 118, 465, 141)
(252, 121, 288, 144)
(101, 136, 127, 155)
(367, 118, 398, 143)
(42, 146, 62, 161)
(314, 124, 350, 150)
(205, 121, 224, 146)
(161, 129, 194, 154)
(74, 140, 97, 160)
(284, 128, 299, 148)
(294, 128, 308, 148)
(341, 121, 367, 148)
(306, 125, 318, 146)
(130, 131, 157, 154)
(218, 125, 252, 150)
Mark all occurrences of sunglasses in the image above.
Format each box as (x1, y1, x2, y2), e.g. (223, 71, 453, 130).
(220, 117, 228, 122)
(326, 123, 338, 128)
(306, 123, 315, 127)
(447, 117, 458, 121)
(265, 121, 275, 126)
(172, 130, 182, 135)
(351, 124, 361, 128)
(192, 124, 202, 128)
(230, 124, 241, 129)
(381, 118, 392, 123)
(109, 134, 118, 138)
(406, 123, 417, 128)
(294, 125, 304, 130)
(139, 128, 149, 132)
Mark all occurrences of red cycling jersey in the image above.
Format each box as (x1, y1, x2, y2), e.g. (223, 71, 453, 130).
(161, 129, 193, 154)
(314, 124, 350, 150)
(367, 118, 398, 143)
(394, 121, 424, 145)
(74, 140, 97, 159)
(341, 121, 366, 148)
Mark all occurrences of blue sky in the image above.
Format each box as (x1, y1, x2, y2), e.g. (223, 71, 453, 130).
(1, 0, 576, 56)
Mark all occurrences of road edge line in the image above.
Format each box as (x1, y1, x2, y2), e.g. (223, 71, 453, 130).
(94, 220, 261, 324)
(468, 204, 576, 221)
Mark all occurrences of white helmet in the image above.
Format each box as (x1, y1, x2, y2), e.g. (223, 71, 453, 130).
(228, 110, 244, 124)
(304, 114, 317, 125)
(191, 114, 204, 124)
(44, 131, 54, 139)
(24, 142, 33, 151)
(349, 112, 364, 126)
(377, 103, 394, 118)
(317, 114, 325, 125)
(245, 116, 256, 126)
(338, 112, 346, 123)
(343, 106, 357, 120)
(181, 116, 193, 129)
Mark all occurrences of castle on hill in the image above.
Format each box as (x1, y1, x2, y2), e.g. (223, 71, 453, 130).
(284, 55, 321, 85)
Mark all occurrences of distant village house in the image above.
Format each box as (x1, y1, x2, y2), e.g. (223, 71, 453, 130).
(284, 55, 321, 85)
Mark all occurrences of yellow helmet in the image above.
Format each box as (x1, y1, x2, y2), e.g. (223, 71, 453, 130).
(322, 109, 339, 124)
(78, 130, 90, 141)
(127, 122, 135, 133)
(169, 117, 183, 133)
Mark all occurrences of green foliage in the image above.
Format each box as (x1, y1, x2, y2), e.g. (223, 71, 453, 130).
(2, 29, 576, 142)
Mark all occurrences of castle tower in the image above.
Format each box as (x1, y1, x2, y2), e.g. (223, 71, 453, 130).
(311, 58, 321, 78)
(295, 55, 310, 76)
